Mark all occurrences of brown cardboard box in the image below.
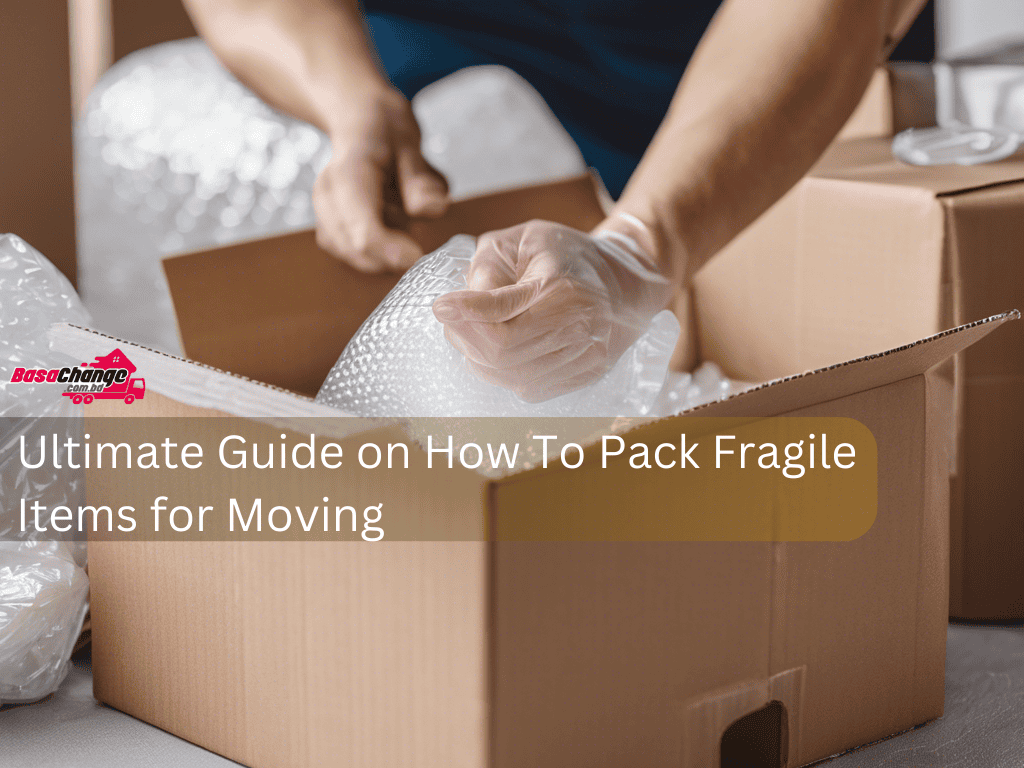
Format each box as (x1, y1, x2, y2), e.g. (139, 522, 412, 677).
(1, 2, 78, 286)
(57, 303, 1015, 768)
(109, 0, 195, 63)
(695, 138, 1024, 620)
(50, 175, 1018, 766)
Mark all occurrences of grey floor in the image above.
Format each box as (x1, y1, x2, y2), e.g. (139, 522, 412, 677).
(2, 624, 1023, 767)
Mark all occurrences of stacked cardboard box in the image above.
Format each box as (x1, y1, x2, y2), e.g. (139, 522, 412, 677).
(697, 134, 1024, 620)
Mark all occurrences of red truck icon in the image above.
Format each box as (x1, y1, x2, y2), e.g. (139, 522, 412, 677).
(62, 349, 145, 405)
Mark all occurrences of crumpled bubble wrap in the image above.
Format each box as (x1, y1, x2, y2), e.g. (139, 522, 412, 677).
(0, 541, 89, 704)
(0, 234, 91, 420)
(0, 234, 90, 703)
(75, 38, 587, 355)
(316, 235, 682, 417)
(0, 233, 89, 554)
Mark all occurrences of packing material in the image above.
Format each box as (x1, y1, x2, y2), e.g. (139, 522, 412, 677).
(160, 174, 608, 396)
(0, 234, 91, 704)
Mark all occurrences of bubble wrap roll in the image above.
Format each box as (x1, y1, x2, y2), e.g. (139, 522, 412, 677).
(316, 236, 681, 417)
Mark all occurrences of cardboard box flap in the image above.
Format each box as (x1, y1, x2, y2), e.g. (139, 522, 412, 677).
(812, 138, 1024, 196)
(692, 311, 1019, 419)
(161, 174, 607, 397)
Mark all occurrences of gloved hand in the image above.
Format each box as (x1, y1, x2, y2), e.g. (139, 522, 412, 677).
(314, 88, 449, 272)
(431, 218, 673, 402)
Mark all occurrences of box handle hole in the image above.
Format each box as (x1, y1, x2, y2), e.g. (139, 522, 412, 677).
(720, 699, 788, 768)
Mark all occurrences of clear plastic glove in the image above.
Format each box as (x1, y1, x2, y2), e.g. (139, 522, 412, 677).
(431, 219, 673, 402)
(314, 88, 449, 272)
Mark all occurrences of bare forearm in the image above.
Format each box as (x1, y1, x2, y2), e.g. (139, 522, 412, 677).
(182, 0, 390, 134)
(605, 0, 924, 284)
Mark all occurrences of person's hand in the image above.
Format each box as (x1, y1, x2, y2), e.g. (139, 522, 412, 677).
(314, 88, 449, 272)
(431, 219, 674, 402)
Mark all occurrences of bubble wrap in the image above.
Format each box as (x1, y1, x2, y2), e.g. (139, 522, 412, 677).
(656, 361, 746, 417)
(316, 236, 681, 417)
(0, 541, 89, 704)
(0, 234, 90, 703)
(75, 39, 587, 354)
(75, 39, 331, 354)
(0, 233, 90, 548)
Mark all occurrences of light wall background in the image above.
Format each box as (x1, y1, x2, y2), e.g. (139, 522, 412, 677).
(937, 0, 1024, 57)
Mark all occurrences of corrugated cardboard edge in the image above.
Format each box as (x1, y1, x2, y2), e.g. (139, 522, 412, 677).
(688, 310, 1017, 416)
(49, 310, 1019, 477)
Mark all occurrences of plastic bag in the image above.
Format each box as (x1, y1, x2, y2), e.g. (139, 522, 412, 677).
(0, 233, 91, 703)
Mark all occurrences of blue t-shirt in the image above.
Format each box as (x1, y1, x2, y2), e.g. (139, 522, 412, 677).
(363, 1, 933, 196)
(363, 1, 723, 196)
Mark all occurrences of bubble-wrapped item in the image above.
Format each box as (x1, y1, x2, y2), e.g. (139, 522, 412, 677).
(75, 38, 587, 355)
(0, 234, 90, 703)
(316, 236, 681, 417)
(893, 124, 1021, 166)
(0, 541, 89, 703)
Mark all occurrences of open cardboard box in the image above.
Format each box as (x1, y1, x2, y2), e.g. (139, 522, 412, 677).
(57, 176, 1019, 767)
(162, 148, 1024, 623)
(700, 139, 1024, 620)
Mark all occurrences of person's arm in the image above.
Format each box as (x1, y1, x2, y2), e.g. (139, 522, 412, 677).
(433, 0, 927, 399)
(183, 0, 449, 271)
(599, 0, 927, 284)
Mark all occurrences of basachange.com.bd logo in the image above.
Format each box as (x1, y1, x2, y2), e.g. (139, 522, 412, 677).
(9, 349, 145, 405)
